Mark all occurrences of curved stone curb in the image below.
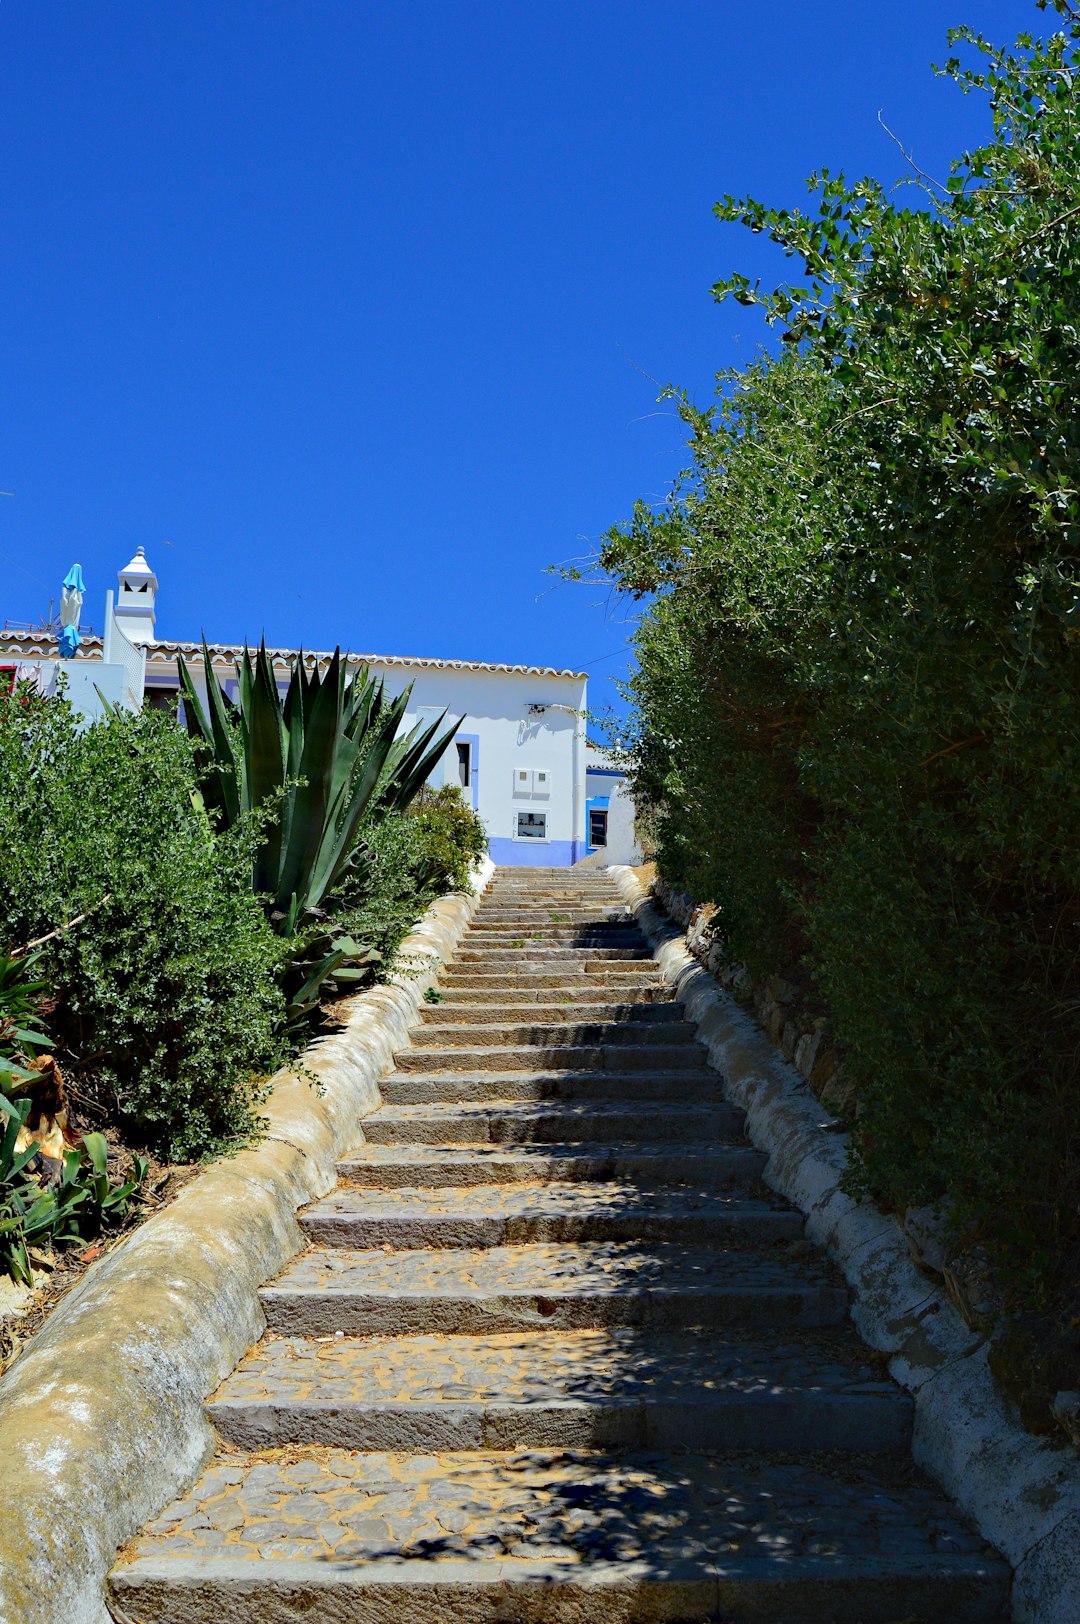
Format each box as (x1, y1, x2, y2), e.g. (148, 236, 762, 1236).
(608, 864, 1080, 1624)
(0, 857, 494, 1624)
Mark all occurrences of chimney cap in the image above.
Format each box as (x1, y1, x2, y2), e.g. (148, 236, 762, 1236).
(119, 546, 158, 588)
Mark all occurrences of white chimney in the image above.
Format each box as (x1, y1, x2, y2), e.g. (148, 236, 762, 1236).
(114, 547, 158, 644)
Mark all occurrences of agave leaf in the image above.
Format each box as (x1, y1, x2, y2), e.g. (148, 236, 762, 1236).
(344, 669, 381, 741)
(380, 709, 463, 813)
(303, 704, 407, 909)
(274, 650, 348, 913)
(245, 644, 288, 895)
(176, 651, 241, 826)
(246, 642, 287, 813)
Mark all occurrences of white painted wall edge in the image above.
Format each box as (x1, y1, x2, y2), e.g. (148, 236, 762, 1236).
(0, 856, 495, 1624)
(607, 864, 1080, 1624)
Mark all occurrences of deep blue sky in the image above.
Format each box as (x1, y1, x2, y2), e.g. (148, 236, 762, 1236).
(1, 0, 1027, 714)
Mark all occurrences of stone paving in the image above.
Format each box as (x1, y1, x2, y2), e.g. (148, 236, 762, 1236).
(111, 867, 1009, 1622)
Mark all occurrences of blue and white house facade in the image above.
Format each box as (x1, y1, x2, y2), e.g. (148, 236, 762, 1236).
(2, 548, 637, 867)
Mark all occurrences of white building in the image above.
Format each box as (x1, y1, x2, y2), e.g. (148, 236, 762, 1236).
(1, 548, 634, 868)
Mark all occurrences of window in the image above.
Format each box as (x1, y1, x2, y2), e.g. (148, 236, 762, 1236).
(143, 686, 178, 715)
(516, 811, 547, 840)
(589, 807, 608, 848)
(456, 740, 471, 790)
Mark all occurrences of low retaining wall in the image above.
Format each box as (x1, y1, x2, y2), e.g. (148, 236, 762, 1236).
(0, 857, 494, 1624)
(608, 865, 1080, 1624)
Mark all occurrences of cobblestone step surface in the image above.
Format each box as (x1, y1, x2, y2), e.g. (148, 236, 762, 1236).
(435, 983, 676, 1004)
(393, 1043, 710, 1073)
(410, 1019, 699, 1047)
(299, 1181, 798, 1249)
(335, 1140, 766, 1185)
(450, 948, 655, 965)
(112, 1449, 1006, 1624)
(421, 1000, 684, 1024)
(260, 1241, 852, 1335)
(378, 1068, 724, 1104)
(206, 1328, 914, 1453)
(464, 922, 636, 935)
(464, 924, 641, 937)
(112, 867, 1008, 1622)
(360, 1098, 747, 1142)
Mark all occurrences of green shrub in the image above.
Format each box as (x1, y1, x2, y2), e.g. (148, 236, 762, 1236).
(0, 686, 288, 1160)
(589, 2, 1080, 1302)
(408, 785, 489, 897)
(329, 787, 488, 973)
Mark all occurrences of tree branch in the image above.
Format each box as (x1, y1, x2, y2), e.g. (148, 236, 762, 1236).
(15, 896, 112, 957)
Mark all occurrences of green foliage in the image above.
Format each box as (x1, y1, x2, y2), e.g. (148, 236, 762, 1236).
(0, 949, 53, 1097)
(177, 643, 465, 1027)
(407, 785, 490, 897)
(0, 972, 149, 1284)
(0, 1104, 150, 1285)
(0, 1097, 70, 1285)
(592, 1, 1080, 1300)
(0, 685, 288, 1160)
(329, 787, 488, 976)
(74, 1132, 149, 1230)
(177, 642, 462, 931)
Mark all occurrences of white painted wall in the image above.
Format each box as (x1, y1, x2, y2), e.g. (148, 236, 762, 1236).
(16, 633, 591, 863)
(381, 664, 587, 866)
(605, 779, 643, 865)
(164, 655, 589, 865)
(12, 660, 129, 720)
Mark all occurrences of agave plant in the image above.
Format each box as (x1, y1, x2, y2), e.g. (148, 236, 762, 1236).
(178, 642, 461, 929)
(177, 643, 463, 1025)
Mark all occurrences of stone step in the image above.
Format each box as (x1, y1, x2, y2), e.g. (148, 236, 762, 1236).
(416, 1002, 686, 1027)
(379, 1069, 723, 1104)
(451, 948, 654, 965)
(434, 984, 676, 1005)
(112, 1448, 1007, 1624)
(469, 910, 632, 924)
(463, 929, 644, 944)
(442, 963, 664, 984)
(260, 1242, 849, 1335)
(409, 1020, 699, 1048)
(470, 909, 634, 922)
(362, 1098, 746, 1143)
(335, 1141, 765, 1187)
(441, 961, 665, 987)
(206, 1327, 913, 1454)
(484, 877, 619, 888)
(392, 1042, 708, 1073)
(480, 895, 624, 907)
(480, 897, 625, 909)
(482, 884, 621, 895)
(298, 1183, 798, 1249)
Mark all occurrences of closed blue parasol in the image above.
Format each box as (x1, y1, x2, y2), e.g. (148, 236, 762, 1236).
(58, 563, 85, 658)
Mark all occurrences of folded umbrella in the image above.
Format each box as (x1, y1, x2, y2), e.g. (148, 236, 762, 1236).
(58, 563, 84, 658)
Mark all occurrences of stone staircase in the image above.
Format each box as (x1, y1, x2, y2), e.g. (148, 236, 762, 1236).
(111, 868, 1009, 1623)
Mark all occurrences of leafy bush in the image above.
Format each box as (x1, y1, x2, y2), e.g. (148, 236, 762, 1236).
(329, 787, 488, 975)
(0, 685, 288, 1160)
(589, 2, 1080, 1301)
(0, 951, 148, 1283)
(408, 785, 490, 897)
(176, 642, 463, 1024)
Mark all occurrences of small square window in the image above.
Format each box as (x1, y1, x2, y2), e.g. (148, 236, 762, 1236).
(516, 811, 547, 840)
